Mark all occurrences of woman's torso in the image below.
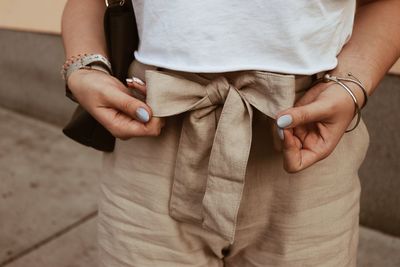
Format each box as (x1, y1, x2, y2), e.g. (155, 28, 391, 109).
(131, 0, 356, 75)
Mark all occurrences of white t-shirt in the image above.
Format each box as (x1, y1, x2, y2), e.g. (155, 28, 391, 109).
(131, 0, 356, 75)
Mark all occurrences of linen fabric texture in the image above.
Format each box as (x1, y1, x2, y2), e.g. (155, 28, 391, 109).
(98, 60, 370, 266)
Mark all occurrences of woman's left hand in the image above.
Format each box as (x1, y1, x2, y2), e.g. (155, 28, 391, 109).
(275, 81, 364, 173)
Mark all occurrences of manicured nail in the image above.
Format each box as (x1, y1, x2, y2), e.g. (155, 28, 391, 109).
(136, 107, 150, 122)
(132, 76, 145, 85)
(126, 77, 145, 85)
(277, 128, 284, 140)
(277, 114, 293, 128)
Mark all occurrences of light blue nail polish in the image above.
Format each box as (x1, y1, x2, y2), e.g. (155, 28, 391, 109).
(277, 128, 284, 140)
(136, 107, 150, 122)
(277, 114, 293, 128)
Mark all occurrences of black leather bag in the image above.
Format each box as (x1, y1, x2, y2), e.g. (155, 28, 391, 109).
(62, 0, 139, 152)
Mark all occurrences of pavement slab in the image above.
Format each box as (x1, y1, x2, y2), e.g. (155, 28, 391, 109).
(5, 218, 98, 267)
(358, 227, 400, 267)
(0, 108, 102, 265)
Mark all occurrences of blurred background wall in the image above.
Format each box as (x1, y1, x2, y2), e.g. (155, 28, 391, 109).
(0, 1, 399, 266)
(0, 0, 65, 34)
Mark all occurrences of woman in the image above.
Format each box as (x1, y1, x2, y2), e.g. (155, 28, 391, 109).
(61, 0, 400, 266)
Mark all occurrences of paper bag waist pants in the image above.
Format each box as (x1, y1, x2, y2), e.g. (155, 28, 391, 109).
(98, 60, 370, 267)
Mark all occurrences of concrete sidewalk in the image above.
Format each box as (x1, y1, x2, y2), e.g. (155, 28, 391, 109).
(0, 107, 99, 266)
(1, 107, 400, 267)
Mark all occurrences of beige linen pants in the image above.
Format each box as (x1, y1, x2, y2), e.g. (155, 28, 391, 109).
(98, 60, 370, 267)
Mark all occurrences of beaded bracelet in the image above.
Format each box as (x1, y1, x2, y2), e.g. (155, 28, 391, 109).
(313, 73, 368, 133)
(60, 53, 112, 82)
(61, 53, 88, 79)
(61, 53, 112, 103)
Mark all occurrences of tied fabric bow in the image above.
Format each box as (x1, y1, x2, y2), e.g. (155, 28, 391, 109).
(145, 69, 298, 243)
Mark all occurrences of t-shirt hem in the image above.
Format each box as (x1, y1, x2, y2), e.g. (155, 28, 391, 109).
(133, 53, 337, 76)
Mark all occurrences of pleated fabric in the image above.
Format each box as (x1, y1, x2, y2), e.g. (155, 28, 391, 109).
(97, 60, 370, 267)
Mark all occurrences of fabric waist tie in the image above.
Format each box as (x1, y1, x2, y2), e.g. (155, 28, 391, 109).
(143, 68, 314, 244)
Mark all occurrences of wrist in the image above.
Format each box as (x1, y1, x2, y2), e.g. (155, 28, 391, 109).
(345, 81, 367, 108)
(61, 53, 112, 83)
(313, 72, 365, 132)
(62, 53, 112, 103)
(67, 68, 109, 94)
(321, 72, 369, 109)
(329, 67, 373, 97)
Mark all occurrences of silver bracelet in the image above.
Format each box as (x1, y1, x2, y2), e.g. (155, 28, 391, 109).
(333, 73, 368, 109)
(314, 73, 366, 133)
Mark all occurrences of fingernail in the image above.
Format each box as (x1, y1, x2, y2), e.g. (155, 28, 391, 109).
(132, 76, 145, 85)
(136, 107, 150, 122)
(277, 114, 293, 128)
(277, 128, 284, 140)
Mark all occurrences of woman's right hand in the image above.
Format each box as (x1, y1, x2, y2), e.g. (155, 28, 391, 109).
(67, 69, 165, 140)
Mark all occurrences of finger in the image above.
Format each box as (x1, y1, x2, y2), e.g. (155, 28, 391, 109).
(105, 89, 153, 123)
(272, 124, 282, 152)
(276, 100, 331, 129)
(281, 126, 338, 173)
(126, 77, 147, 95)
(281, 129, 302, 172)
(143, 116, 165, 135)
(292, 125, 308, 142)
(282, 128, 302, 150)
(281, 129, 321, 173)
(159, 117, 166, 128)
(95, 107, 164, 139)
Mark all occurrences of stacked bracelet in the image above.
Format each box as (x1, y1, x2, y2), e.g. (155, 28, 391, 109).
(314, 73, 369, 133)
(61, 53, 112, 82)
(333, 73, 368, 109)
(61, 53, 113, 103)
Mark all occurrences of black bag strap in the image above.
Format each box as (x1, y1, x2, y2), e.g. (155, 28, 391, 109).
(104, 0, 138, 82)
(105, 0, 131, 9)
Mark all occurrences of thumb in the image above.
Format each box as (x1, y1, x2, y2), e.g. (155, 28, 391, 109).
(276, 101, 329, 129)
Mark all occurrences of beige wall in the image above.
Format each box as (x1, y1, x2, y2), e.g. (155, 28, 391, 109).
(0, 0, 399, 74)
(0, 0, 67, 34)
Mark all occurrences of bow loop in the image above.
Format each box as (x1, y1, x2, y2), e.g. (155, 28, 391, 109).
(205, 76, 231, 105)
